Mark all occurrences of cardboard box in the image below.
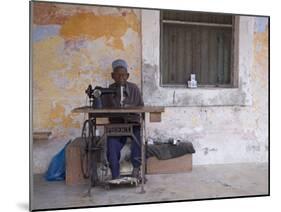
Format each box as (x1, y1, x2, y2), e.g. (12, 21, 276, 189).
(65, 137, 87, 185)
(146, 154, 192, 174)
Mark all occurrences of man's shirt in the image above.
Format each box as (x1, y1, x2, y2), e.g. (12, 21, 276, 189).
(103, 81, 144, 123)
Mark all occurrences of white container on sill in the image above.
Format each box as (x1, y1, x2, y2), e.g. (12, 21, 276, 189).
(191, 74, 196, 81)
(187, 74, 197, 88)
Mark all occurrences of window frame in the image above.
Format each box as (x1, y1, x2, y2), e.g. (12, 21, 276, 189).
(159, 11, 236, 88)
(141, 10, 253, 107)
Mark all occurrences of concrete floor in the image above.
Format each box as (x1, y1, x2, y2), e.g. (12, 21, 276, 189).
(32, 163, 268, 210)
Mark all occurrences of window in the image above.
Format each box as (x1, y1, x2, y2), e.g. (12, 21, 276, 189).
(161, 11, 234, 87)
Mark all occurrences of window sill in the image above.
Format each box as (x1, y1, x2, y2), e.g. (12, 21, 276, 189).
(143, 85, 251, 107)
(160, 84, 236, 89)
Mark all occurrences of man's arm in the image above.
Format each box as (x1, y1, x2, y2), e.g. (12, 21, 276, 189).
(137, 88, 144, 107)
(130, 83, 144, 107)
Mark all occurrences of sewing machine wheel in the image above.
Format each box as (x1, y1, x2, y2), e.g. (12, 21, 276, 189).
(80, 119, 95, 179)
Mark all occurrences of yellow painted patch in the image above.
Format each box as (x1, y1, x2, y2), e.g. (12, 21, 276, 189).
(132, 69, 141, 79)
(253, 26, 268, 88)
(49, 103, 65, 120)
(33, 99, 52, 130)
(49, 103, 80, 129)
(110, 37, 124, 50)
(124, 11, 140, 33)
(33, 36, 67, 99)
(33, 36, 65, 72)
(60, 12, 139, 50)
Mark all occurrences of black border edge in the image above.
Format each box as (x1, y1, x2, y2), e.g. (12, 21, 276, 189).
(31, 194, 270, 212)
(29, 1, 33, 211)
(29, 0, 270, 211)
(31, 0, 270, 18)
(267, 15, 270, 197)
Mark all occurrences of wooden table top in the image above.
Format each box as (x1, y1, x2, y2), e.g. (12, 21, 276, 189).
(71, 106, 165, 114)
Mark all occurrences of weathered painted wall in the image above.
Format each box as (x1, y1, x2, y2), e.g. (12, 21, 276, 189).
(143, 13, 268, 165)
(32, 3, 268, 173)
(32, 2, 141, 139)
(32, 2, 142, 173)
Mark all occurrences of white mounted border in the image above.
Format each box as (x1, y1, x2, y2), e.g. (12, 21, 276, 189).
(141, 10, 254, 107)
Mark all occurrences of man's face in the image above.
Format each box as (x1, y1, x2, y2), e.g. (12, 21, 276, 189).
(111, 67, 129, 86)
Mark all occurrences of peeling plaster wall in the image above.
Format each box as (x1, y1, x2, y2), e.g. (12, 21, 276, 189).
(143, 11, 268, 165)
(32, 3, 268, 173)
(32, 2, 142, 173)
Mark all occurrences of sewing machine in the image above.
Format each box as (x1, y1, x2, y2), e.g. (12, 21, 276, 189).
(85, 84, 126, 108)
(72, 85, 164, 196)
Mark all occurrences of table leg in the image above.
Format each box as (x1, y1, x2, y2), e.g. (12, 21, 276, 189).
(87, 115, 96, 197)
(87, 118, 93, 196)
(140, 113, 146, 194)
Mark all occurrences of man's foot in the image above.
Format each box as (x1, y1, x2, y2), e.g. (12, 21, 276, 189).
(112, 175, 121, 180)
(131, 167, 148, 183)
(131, 167, 140, 178)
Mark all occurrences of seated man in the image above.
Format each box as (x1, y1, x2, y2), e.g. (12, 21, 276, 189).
(105, 59, 144, 180)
